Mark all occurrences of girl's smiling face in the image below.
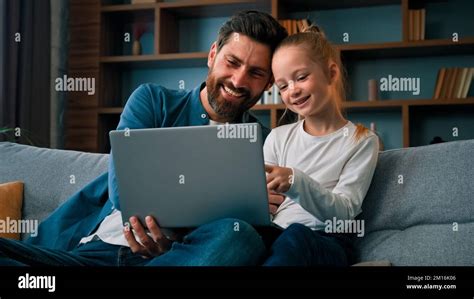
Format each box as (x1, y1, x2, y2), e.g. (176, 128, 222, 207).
(272, 46, 339, 118)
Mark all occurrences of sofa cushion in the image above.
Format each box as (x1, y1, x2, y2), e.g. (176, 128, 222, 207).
(0, 142, 108, 239)
(354, 140, 474, 265)
(0, 181, 24, 240)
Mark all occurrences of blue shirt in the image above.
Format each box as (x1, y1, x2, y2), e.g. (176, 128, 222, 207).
(26, 83, 270, 251)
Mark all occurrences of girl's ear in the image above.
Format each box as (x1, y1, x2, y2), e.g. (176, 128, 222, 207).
(328, 62, 339, 85)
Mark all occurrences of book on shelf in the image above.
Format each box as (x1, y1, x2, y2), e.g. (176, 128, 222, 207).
(461, 68, 474, 98)
(292, 20, 298, 36)
(262, 89, 272, 105)
(446, 68, 459, 99)
(454, 68, 468, 99)
(413, 10, 420, 41)
(408, 9, 426, 41)
(272, 84, 282, 104)
(278, 19, 311, 35)
(420, 9, 425, 40)
(434, 67, 474, 100)
(296, 20, 304, 32)
(408, 9, 414, 41)
(433, 68, 446, 99)
(440, 68, 452, 99)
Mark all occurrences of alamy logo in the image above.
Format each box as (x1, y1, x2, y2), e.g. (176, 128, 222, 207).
(18, 273, 56, 293)
(217, 123, 257, 143)
(380, 75, 420, 95)
(55, 75, 95, 95)
(324, 217, 365, 237)
(0, 217, 38, 237)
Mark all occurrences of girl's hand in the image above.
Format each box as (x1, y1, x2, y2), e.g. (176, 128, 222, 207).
(265, 164, 294, 193)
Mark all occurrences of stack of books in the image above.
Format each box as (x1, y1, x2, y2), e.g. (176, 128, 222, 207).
(433, 67, 474, 99)
(278, 19, 311, 35)
(408, 9, 426, 41)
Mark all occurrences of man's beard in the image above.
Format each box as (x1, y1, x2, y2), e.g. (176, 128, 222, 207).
(206, 71, 262, 122)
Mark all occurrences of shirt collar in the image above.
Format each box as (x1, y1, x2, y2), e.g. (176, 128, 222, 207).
(190, 82, 210, 125)
(190, 82, 254, 125)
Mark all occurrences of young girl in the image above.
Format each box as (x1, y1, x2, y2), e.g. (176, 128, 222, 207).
(262, 25, 379, 266)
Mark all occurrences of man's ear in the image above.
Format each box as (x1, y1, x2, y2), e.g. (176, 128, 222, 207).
(207, 42, 218, 68)
(265, 76, 275, 91)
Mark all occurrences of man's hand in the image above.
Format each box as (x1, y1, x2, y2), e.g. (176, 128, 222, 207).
(123, 216, 173, 258)
(265, 164, 294, 193)
(268, 191, 285, 216)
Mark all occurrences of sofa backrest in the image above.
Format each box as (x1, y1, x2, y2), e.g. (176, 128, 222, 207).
(354, 139, 474, 265)
(0, 142, 108, 239)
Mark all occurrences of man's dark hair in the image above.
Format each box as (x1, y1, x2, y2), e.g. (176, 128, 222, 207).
(216, 10, 288, 54)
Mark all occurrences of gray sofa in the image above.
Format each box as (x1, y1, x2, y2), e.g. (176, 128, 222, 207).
(1, 140, 473, 266)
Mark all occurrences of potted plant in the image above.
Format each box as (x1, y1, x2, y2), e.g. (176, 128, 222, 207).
(0, 127, 36, 145)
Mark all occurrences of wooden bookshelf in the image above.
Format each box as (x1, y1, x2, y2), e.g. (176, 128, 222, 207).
(100, 52, 208, 68)
(99, 38, 474, 66)
(158, 0, 270, 18)
(339, 38, 474, 59)
(101, 3, 156, 12)
(65, 0, 474, 153)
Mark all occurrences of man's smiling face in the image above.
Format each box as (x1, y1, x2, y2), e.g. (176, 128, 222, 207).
(206, 34, 273, 121)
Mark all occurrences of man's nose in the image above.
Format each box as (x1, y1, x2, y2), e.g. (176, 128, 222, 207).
(231, 68, 248, 90)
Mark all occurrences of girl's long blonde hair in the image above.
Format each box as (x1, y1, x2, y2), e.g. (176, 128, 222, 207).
(276, 25, 369, 142)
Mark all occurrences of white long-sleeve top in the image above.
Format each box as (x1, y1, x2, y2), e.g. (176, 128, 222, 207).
(264, 120, 379, 231)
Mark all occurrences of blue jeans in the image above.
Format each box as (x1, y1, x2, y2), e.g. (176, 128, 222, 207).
(262, 223, 351, 266)
(0, 218, 266, 266)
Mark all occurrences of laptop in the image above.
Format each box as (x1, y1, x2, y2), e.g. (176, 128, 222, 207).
(109, 123, 272, 229)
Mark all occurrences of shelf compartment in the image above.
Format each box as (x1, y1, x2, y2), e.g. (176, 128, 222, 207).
(409, 104, 474, 147)
(340, 38, 474, 60)
(346, 109, 403, 150)
(101, 6, 155, 56)
(158, 0, 270, 18)
(276, 0, 400, 14)
(157, 0, 270, 54)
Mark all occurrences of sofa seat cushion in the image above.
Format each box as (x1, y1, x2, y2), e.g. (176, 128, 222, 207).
(353, 223, 474, 266)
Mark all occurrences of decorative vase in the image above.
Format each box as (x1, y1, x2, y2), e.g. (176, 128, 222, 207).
(368, 79, 378, 101)
(132, 40, 142, 55)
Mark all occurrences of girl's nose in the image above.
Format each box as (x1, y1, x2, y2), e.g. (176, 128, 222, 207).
(289, 84, 302, 98)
